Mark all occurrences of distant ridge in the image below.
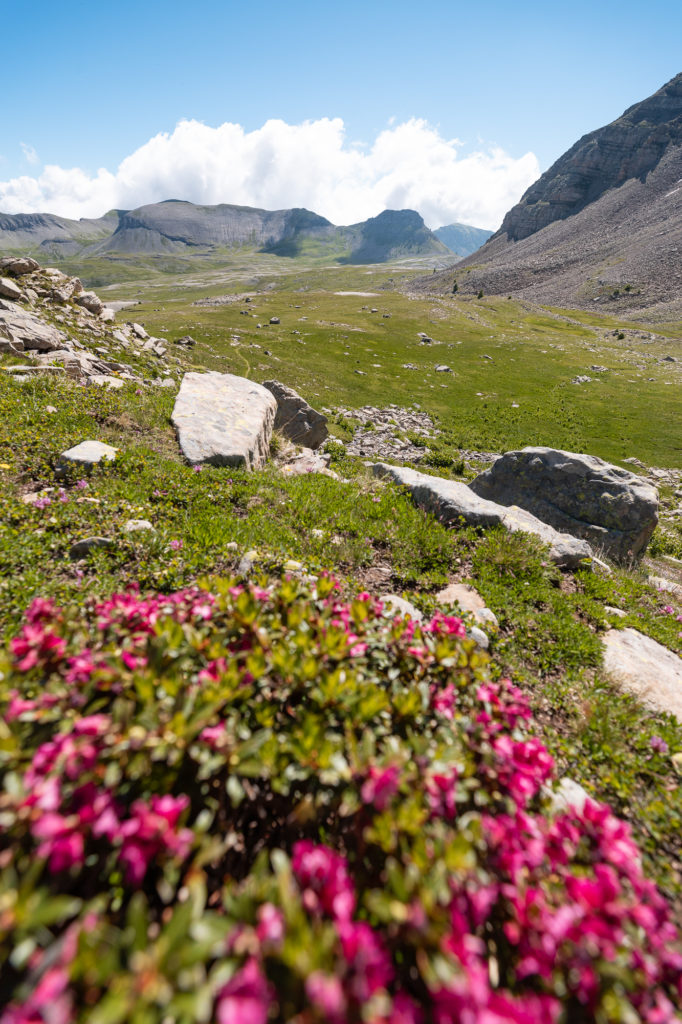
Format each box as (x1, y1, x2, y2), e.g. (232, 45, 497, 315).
(0, 200, 450, 265)
(433, 223, 493, 258)
(418, 72, 682, 319)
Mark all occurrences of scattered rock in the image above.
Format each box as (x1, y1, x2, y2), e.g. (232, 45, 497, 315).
(0, 278, 24, 301)
(174, 334, 196, 347)
(603, 628, 682, 721)
(69, 537, 114, 560)
(262, 380, 328, 449)
(269, 316, 280, 325)
(604, 605, 627, 618)
(88, 375, 125, 389)
(550, 777, 590, 814)
(373, 462, 593, 568)
(280, 448, 337, 478)
(171, 371, 276, 470)
(468, 625, 490, 649)
(436, 582, 499, 629)
(435, 364, 452, 373)
(59, 440, 118, 469)
(130, 322, 148, 340)
(648, 575, 682, 599)
(382, 594, 423, 621)
(123, 519, 154, 534)
(74, 291, 104, 315)
(572, 375, 593, 384)
(3, 364, 64, 377)
(469, 447, 658, 560)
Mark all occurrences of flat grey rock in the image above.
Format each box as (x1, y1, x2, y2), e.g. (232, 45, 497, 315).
(172, 371, 276, 470)
(0, 277, 23, 301)
(262, 379, 328, 449)
(470, 447, 658, 561)
(373, 463, 592, 568)
(60, 441, 118, 467)
(69, 536, 114, 560)
(0, 304, 65, 351)
(603, 628, 682, 721)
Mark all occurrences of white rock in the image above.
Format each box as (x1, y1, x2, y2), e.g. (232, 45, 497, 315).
(382, 594, 423, 621)
(88, 375, 125, 389)
(603, 628, 682, 721)
(171, 371, 276, 470)
(60, 441, 118, 468)
(124, 519, 154, 534)
(550, 777, 590, 814)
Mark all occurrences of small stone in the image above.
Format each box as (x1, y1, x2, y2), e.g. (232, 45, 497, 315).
(382, 594, 423, 621)
(468, 625, 490, 649)
(238, 549, 260, 575)
(269, 316, 280, 325)
(88, 375, 125, 389)
(59, 440, 118, 469)
(550, 777, 590, 813)
(283, 559, 303, 572)
(123, 519, 154, 534)
(69, 536, 114, 560)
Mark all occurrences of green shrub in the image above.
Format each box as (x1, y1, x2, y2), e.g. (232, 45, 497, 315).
(0, 577, 680, 1021)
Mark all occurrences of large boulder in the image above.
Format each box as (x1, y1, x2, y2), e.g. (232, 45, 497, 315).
(0, 256, 40, 276)
(373, 463, 592, 568)
(262, 380, 328, 449)
(172, 372, 276, 470)
(469, 447, 658, 560)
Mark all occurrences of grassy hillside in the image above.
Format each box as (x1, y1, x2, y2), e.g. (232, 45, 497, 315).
(1, 253, 681, 939)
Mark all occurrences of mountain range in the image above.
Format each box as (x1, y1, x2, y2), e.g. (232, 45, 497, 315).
(0, 202, 456, 265)
(422, 72, 682, 319)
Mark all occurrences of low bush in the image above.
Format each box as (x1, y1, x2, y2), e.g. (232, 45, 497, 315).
(0, 576, 680, 1022)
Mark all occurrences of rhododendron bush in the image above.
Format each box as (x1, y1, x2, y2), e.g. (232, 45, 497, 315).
(0, 576, 680, 1023)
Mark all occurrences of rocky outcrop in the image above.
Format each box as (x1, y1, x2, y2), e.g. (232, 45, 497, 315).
(0, 255, 182, 388)
(498, 73, 682, 243)
(262, 380, 328, 449)
(373, 463, 593, 567)
(419, 73, 682, 318)
(603, 628, 682, 721)
(171, 372, 276, 469)
(469, 447, 658, 560)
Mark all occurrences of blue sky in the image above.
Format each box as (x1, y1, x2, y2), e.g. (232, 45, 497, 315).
(2, 0, 680, 228)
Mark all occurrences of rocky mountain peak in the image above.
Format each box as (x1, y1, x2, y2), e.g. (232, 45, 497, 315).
(499, 71, 682, 242)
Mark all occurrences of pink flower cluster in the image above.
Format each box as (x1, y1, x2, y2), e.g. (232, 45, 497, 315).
(19, 716, 192, 883)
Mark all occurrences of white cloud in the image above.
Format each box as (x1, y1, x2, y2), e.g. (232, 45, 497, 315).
(0, 118, 540, 230)
(20, 143, 40, 166)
